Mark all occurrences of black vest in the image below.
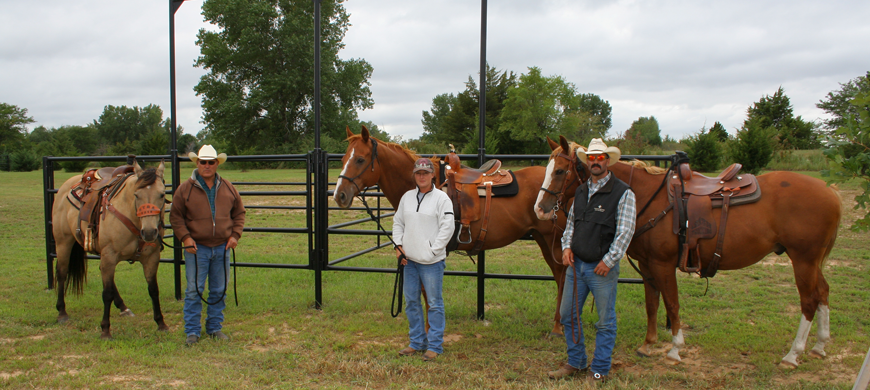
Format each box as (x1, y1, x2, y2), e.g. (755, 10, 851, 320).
(570, 175, 630, 263)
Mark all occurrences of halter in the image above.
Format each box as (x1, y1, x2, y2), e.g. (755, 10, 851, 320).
(337, 138, 379, 197)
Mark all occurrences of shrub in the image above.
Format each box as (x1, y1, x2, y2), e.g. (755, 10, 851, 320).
(10, 149, 41, 172)
(684, 129, 722, 172)
(729, 120, 774, 174)
(0, 151, 10, 171)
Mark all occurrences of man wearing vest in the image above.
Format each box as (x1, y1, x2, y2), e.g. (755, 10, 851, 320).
(547, 138, 636, 383)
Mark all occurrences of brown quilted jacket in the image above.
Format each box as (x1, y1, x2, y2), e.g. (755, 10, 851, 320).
(170, 171, 245, 247)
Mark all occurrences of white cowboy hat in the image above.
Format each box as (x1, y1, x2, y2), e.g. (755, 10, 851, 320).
(189, 144, 227, 164)
(576, 138, 621, 167)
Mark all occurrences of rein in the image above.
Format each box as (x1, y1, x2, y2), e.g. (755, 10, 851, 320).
(102, 173, 165, 261)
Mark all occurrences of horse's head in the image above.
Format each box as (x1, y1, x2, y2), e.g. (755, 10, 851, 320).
(334, 125, 381, 208)
(534, 136, 588, 220)
(133, 159, 166, 242)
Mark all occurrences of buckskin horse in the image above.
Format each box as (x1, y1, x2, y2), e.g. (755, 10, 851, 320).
(51, 160, 169, 339)
(534, 136, 840, 368)
(333, 126, 577, 335)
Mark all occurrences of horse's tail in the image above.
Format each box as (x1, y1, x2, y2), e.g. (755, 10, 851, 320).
(66, 241, 88, 295)
(820, 185, 842, 269)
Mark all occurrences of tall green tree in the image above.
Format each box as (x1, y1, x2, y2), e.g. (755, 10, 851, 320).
(747, 87, 819, 149)
(625, 116, 662, 146)
(93, 104, 165, 146)
(817, 71, 870, 132)
(823, 90, 870, 231)
(498, 67, 611, 154)
(709, 121, 728, 142)
(420, 65, 517, 154)
(0, 103, 35, 148)
(195, 0, 373, 154)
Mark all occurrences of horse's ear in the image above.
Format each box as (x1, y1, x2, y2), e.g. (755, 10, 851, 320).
(547, 136, 559, 151)
(559, 136, 571, 155)
(133, 159, 143, 176)
(345, 126, 354, 139)
(156, 159, 165, 179)
(361, 125, 370, 142)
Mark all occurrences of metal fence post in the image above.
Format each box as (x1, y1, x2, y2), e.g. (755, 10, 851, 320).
(43, 156, 55, 289)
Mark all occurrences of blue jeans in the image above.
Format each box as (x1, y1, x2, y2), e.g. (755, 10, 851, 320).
(560, 259, 619, 375)
(184, 243, 230, 336)
(403, 260, 446, 354)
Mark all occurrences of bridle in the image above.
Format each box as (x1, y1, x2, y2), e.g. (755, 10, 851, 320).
(337, 138, 379, 198)
(539, 149, 587, 218)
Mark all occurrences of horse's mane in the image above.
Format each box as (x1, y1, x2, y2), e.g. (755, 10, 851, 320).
(136, 168, 161, 189)
(346, 134, 421, 163)
(619, 160, 668, 175)
(554, 142, 585, 159)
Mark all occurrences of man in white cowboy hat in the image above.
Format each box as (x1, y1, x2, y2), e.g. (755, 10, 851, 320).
(548, 138, 636, 383)
(170, 145, 245, 345)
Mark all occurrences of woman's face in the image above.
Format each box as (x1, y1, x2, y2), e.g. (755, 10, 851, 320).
(414, 170, 434, 190)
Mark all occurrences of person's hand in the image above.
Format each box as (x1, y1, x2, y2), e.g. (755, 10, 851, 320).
(226, 236, 238, 250)
(183, 237, 197, 254)
(594, 261, 611, 276)
(561, 249, 574, 267)
(396, 246, 407, 266)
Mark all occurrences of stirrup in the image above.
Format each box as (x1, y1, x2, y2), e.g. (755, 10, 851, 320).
(457, 224, 472, 245)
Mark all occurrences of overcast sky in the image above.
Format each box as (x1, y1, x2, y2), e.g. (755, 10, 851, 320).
(2, 0, 868, 143)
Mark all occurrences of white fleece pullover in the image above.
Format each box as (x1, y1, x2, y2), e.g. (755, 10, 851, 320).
(393, 187, 455, 264)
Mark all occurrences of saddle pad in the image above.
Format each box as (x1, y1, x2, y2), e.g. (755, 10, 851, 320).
(477, 171, 518, 197)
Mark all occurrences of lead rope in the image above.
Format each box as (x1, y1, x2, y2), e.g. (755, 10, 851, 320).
(357, 192, 405, 318)
(171, 242, 238, 307)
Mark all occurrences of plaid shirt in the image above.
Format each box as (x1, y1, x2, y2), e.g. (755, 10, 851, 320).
(561, 172, 637, 269)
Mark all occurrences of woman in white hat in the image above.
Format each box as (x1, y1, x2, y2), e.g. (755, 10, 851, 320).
(548, 138, 636, 383)
(170, 145, 245, 345)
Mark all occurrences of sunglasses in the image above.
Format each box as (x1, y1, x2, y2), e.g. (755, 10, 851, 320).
(197, 160, 217, 166)
(587, 154, 608, 162)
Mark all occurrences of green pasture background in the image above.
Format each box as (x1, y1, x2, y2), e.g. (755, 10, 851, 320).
(0, 167, 867, 389)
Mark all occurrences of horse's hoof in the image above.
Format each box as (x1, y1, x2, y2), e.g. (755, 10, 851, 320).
(809, 349, 826, 359)
(666, 349, 682, 363)
(57, 316, 70, 324)
(157, 325, 170, 333)
(100, 334, 114, 341)
(779, 360, 798, 369)
(636, 344, 653, 357)
(548, 331, 564, 338)
(119, 309, 135, 317)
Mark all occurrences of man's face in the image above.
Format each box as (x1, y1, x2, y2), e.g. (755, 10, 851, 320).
(415, 170, 434, 188)
(197, 159, 219, 179)
(587, 154, 609, 177)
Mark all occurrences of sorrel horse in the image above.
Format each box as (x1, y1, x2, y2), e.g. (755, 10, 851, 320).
(534, 136, 841, 368)
(333, 126, 577, 334)
(52, 160, 169, 339)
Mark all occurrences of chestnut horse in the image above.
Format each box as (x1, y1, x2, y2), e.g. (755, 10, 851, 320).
(534, 136, 840, 368)
(333, 126, 577, 334)
(52, 160, 169, 339)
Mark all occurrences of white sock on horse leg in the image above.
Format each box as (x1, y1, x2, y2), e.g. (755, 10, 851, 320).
(782, 314, 813, 367)
(811, 305, 830, 357)
(667, 329, 684, 361)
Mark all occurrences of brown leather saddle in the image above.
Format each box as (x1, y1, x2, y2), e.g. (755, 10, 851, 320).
(667, 154, 761, 277)
(66, 165, 135, 253)
(439, 151, 516, 255)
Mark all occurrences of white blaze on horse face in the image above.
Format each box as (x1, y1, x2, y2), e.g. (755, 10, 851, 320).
(534, 159, 557, 219)
(334, 148, 355, 201)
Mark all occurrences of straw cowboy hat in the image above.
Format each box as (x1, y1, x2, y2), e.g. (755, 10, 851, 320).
(576, 138, 621, 167)
(189, 145, 227, 164)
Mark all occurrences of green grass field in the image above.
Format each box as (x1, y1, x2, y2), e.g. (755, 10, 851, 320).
(0, 167, 867, 389)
